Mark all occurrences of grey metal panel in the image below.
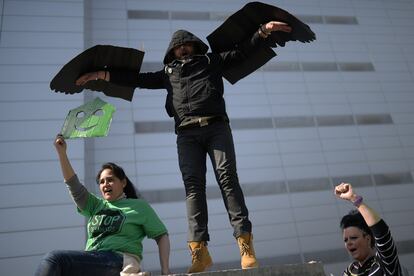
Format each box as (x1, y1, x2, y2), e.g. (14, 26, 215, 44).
(133, 114, 393, 133)
(316, 115, 354, 126)
(171, 11, 210, 20)
(331, 175, 373, 188)
(230, 117, 274, 130)
(287, 177, 331, 193)
(338, 62, 375, 71)
(355, 114, 393, 125)
(374, 172, 413, 186)
(128, 10, 168, 19)
(324, 16, 358, 25)
(302, 62, 338, 71)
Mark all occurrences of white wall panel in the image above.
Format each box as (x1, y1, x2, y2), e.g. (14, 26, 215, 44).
(299, 233, 342, 252)
(318, 126, 359, 139)
(3, 15, 83, 32)
(324, 150, 366, 164)
(133, 107, 171, 121)
(0, 183, 74, 209)
(238, 154, 282, 169)
(357, 125, 398, 137)
(279, 139, 322, 153)
(271, 103, 313, 117)
(347, 92, 385, 103)
(91, 18, 127, 30)
(91, 29, 128, 41)
(253, 208, 295, 224)
(276, 128, 319, 141)
(3, 0, 414, 274)
(132, 94, 166, 109)
(0, 120, 69, 141)
(0, 101, 99, 120)
(296, 218, 339, 236)
(0, 228, 85, 258)
(396, 124, 414, 136)
(328, 162, 371, 176)
(4, 1, 83, 16)
(400, 135, 414, 147)
(0, 48, 81, 65)
(290, 190, 335, 208)
(312, 103, 353, 115)
(0, 1, 86, 274)
(383, 209, 414, 225)
(93, 134, 135, 149)
(227, 105, 273, 118)
(389, 225, 414, 241)
(0, 140, 83, 162)
(137, 173, 183, 190)
(0, 31, 83, 48)
(369, 160, 410, 174)
(293, 204, 339, 222)
(93, 147, 136, 163)
(321, 138, 362, 151)
(0, 159, 84, 185)
(0, 83, 83, 101)
(134, 146, 177, 161)
(0, 255, 43, 276)
(0, 205, 84, 232)
(93, 8, 125, 19)
(238, 167, 286, 184)
(255, 237, 301, 258)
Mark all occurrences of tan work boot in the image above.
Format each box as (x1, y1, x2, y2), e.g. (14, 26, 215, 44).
(187, 241, 213, 273)
(237, 233, 258, 269)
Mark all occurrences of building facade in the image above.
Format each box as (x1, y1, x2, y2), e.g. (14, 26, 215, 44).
(1, 0, 414, 275)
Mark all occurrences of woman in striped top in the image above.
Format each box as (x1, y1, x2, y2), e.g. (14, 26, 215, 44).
(335, 183, 402, 276)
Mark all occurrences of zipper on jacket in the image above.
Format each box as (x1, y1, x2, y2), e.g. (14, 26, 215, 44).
(180, 61, 191, 112)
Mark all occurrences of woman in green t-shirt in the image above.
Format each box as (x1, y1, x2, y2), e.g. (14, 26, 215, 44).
(34, 134, 171, 276)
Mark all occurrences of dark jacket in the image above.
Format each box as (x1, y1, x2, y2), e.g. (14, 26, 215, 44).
(110, 29, 266, 129)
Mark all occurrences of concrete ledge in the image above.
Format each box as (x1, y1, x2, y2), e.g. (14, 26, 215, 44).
(171, 262, 326, 276)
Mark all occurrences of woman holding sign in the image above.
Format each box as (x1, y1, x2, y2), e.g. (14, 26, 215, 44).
(34, 134, 171, 276)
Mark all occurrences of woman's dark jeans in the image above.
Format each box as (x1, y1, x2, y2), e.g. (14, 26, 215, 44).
(34, 250, 123, 276)
(177, 121, 252, 242)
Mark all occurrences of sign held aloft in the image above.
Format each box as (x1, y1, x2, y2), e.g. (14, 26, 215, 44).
(61, 97, 115, 139)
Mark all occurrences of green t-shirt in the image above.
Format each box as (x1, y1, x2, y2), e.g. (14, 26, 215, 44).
(78, 193, 167, 259)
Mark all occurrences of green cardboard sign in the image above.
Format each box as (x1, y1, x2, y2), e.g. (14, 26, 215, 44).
(61, 97, 115, 139)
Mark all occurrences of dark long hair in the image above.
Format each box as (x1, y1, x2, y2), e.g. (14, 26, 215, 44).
(340, 209, 374, 248)
(96, 162, 140, 199)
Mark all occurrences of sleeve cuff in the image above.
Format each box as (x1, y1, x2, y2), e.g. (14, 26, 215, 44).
(370, 219, 388, 237)
(65, 174, 80, 186)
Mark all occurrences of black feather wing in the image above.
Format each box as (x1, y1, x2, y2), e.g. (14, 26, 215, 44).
(50, 45, 144, 101)
(207, 1, 316, 84)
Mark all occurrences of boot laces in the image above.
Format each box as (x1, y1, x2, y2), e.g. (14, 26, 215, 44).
(191, 248, 203, 263)
(240, 241, 252, 256)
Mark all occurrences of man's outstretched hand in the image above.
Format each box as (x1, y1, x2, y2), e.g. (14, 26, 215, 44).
(75, 71, 108, 86)
(263, 21, 292, 33)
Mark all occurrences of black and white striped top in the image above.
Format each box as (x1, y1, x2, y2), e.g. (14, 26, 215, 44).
(343, 219, 402, 276)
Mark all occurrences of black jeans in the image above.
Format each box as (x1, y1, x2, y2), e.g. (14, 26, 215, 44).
(177, 121, 251, 241)
(34, 250, 123, 276)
